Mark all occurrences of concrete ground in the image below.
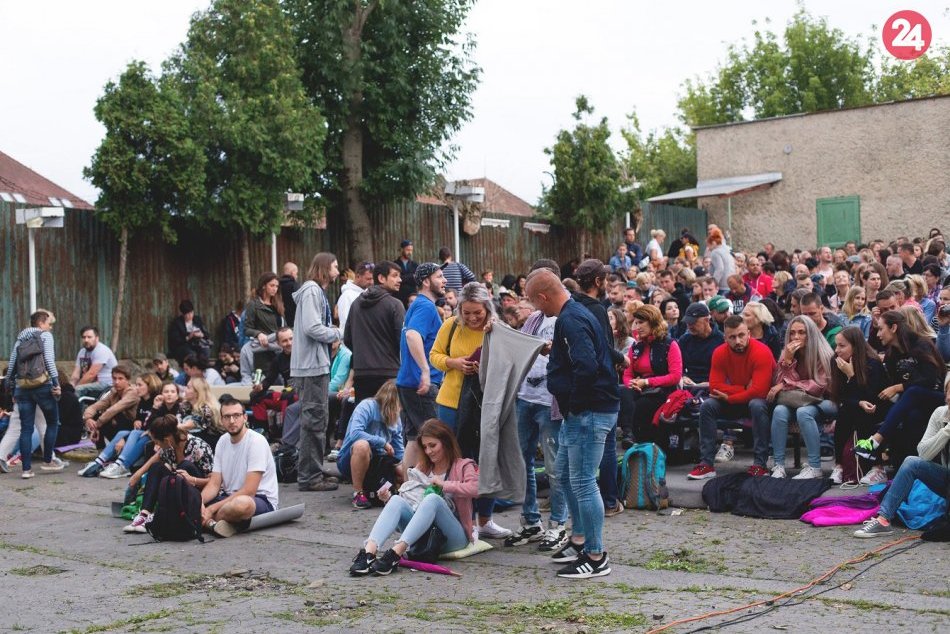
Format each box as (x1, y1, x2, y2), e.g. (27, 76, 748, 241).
(1, 456, 948, 634)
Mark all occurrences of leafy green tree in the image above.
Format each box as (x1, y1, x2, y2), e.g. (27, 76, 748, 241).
(621, 112, 696, 204)
(876, 45, 950, 101)
(85, 61, 205, 351)
(169, 0, 326, 292)
(541, 96, 628, 256)
(286, 0, 480, 263)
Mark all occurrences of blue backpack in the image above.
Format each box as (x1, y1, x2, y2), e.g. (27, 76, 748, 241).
(621, 443, 669, 510)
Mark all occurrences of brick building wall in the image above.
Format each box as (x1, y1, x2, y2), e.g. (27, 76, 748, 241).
(695, 95, 950, 252)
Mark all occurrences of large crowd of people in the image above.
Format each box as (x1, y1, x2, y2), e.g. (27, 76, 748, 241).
(2, 225, 949, 578)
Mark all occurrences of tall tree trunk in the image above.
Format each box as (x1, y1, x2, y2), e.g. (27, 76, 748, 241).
(110, 226, 129, 353)
(240, 229, 252, 298)
(340, 1, 379, 265)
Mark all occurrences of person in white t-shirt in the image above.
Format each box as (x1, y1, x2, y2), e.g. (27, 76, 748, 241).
(70, 326, 118, 399)
(201, 396, 279, 538)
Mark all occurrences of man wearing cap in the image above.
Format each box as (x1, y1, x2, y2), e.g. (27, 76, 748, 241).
(678, 303, 724, 390)
(151, 353, 179, 385)
(688, 315, 775, 480)
(344, 261, 406, 404)
(707, 296, 732, 329)
(395, 239, 418, 307)
(396, 262, 446, 467)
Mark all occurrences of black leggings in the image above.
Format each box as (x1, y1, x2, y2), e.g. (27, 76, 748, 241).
(833, 403, 879, 464)
(619, 388, 667, 441)
(141, 460, 203, 512)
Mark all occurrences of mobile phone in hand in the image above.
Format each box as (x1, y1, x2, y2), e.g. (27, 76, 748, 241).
(377, 480, 392, 497)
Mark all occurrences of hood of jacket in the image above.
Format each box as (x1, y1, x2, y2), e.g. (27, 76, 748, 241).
(358, 285, 396, 308)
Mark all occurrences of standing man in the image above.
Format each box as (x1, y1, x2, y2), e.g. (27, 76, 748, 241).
(687, 316, 775, 480)
(70, 326, 117, 399)
(526, 269, 620, 579)
(292, 252, 343, 492)
(438, 246, 476, 294)
(201, 396, 279, 538)
(899, 243, 923, 276)
(279, 262, 300, 328)
(4, 310, 64, 477)
(337, 261, 374, 334)
(395, 239, 419, 307)
(815, 247, 835, 286)
(344, 261, 406, 404)
(624, 227, 643, 265)
(396, 262, 446, 467)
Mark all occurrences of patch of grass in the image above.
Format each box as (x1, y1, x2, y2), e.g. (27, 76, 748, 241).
(130, 581, 189, 599)
(644, 549, 719, 573)
(68, 609, 174, 634)
(9, 564, 67, 576)
(611, 583, 661, 595)
(587, 611, 648, 629)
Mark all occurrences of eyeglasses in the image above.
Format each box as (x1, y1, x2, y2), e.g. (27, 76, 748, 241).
(221, 413, 245, 421)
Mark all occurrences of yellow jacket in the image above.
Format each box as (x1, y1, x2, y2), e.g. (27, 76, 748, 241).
(429, 316, 485, 409)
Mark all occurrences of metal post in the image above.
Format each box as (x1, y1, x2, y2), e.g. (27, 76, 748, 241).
(453, 200, 461, 263)
(271, 232, 278, 273)
(28, 226, 37, 313)
(625, 211, 631, 230)
(726, 197, 733, 245)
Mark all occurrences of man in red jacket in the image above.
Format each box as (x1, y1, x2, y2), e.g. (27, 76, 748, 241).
(688, 315, 776, 479)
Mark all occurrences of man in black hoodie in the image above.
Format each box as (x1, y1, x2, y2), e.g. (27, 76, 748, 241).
(344, 261, 406, 404)
(279, 262, 300, 327)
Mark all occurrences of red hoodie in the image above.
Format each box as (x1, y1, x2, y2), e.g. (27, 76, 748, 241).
(709, 338, 775, 405)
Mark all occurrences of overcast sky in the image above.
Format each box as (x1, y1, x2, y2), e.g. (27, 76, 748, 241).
(1, 1, 947, 207)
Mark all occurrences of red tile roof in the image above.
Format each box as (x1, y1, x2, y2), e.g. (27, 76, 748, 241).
(0, 150, 94, 210)
(415, 178, 535, 218)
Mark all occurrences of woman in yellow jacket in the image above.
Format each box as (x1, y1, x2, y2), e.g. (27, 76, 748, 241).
(429, 281, 512, 539)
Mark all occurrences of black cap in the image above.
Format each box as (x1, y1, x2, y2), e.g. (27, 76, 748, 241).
(683, 302, 711, 325)
(574, 259, 609, 285)
(400, 239, 413, 248)
(414, 262, 441, 286)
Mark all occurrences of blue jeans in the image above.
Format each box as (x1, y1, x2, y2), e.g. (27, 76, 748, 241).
(877, 386, 945, 439)
(771, 400, 837, 468)
(699, 398, 771, 467)
(367, 494, 469, 554)
(14, 384, 60, 471)
(598, 424, 619, 508)
(556, 410, 617, 555)
(98, 429, 150, 467)
(878, 456, 950, 520)
(437, 405, 458, 432)
(515, 399, 567, 525)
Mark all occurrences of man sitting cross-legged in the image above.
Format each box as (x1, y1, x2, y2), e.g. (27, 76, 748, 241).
(201, 396, 279, 538)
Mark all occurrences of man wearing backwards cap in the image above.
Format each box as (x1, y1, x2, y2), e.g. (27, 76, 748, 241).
(395, 239, 418, 307)
(396, 262, 446, 467)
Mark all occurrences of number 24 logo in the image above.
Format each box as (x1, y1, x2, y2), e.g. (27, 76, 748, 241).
(883, 10, 931, 60)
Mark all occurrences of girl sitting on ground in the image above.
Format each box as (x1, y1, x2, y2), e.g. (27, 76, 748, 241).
(123, 414, 215, 533)
(179, 377, 223, 447)
(348, 419, 478, 576)
(79, 373, 163, 479)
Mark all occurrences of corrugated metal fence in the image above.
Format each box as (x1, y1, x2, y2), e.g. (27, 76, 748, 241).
(0, 199, 699, 360)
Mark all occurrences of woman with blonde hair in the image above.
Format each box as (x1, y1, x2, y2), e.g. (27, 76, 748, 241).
(180, 377, 222, 447)
(645, 229, 667, 265)
(905, 274, 936, 322)
(841, 286, 872, 338)
(768, 315, 836, 479)
(619, 304, 683, 449)
(899, 305, 937, 340)
(741, 301, 781, 359)
(771, 270, 793, 312)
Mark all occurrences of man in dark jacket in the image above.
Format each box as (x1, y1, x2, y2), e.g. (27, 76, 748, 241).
(526, 269, 619, 580)
(395, 239, 418, 307)
(344, 261, 406, 404)
(250, 327, 296, 435)
(279, 262, 300, 327)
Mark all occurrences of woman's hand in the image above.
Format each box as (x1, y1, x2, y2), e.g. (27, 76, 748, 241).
(256, 333, 269, 348)
(379, 488, 392, 504)
(878, 385, 902, 401)
(129, 474, 141, 489)
(835, 356, 854, 379)
(782, 340, 803, 363)
(153, 394, 163, 408)
(449, 357, 479, 375)
(429, 475, 445, 488)
(858, 400, 877, 414)
(767, 384, 783, 403)
(628, 378, 648, 391)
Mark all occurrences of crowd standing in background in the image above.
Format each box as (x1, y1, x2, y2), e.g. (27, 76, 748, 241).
(3, 225, 950, 578)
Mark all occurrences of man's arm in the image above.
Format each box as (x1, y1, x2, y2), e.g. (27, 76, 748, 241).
(69, 361, 81, 385)
(207, 472, 263, 513)
(78, 363, 103, 385)
(201, 472, 223, 505)
(405, 330, 430, 387)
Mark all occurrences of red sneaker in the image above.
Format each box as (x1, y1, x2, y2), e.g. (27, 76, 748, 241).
(747, 465, 769, 477)
(687, 464, 716, 480)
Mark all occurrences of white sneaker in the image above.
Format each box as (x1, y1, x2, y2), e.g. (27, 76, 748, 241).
(859, 466, 887, 486)
(714, 443, 735, 463)
(477, 519, 513, 539)
(40, 456, 67, 472)
(327, 449, 340, 462)
(793, 465, 824, 479)
(830, 465, 844, 485)
(770, 465, 787, 479)
(100, 462, 131, 479)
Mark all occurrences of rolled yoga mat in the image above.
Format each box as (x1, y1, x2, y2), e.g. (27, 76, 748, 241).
(112, 502, 306, 531)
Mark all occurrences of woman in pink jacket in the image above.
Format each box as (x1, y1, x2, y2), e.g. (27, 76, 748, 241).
(349, 419, 479, 576)
(768, 315, 836, 479)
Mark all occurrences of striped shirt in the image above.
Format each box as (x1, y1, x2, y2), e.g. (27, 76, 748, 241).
(5, 327, 59, 389)
(440, 261, 476, 293)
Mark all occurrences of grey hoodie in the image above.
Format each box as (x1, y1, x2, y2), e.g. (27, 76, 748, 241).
(291, 281, 342, 378)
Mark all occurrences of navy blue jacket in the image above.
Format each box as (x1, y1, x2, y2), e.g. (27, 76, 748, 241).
(678, 328, 725, 384)
(548, 299, 621, 415)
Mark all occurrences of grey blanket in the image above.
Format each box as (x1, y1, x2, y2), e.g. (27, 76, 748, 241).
(477, 324, 544, 501)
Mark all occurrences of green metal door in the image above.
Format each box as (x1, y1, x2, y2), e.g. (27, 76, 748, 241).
(816, 196, 860, 248)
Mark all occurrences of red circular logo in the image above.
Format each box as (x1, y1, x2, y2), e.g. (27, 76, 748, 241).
(883, 10, 932, 60)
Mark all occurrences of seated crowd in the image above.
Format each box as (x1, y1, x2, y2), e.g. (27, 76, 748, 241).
(1, 226, 949, 578)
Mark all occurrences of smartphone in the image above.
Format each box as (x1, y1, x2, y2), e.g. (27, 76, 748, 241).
(377, 480, 392, 497)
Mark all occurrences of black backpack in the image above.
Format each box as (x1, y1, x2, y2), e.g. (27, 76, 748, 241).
(15, 333, 49, 389)
(146, 474, 205, 542)
(274, 445, 298, 483)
